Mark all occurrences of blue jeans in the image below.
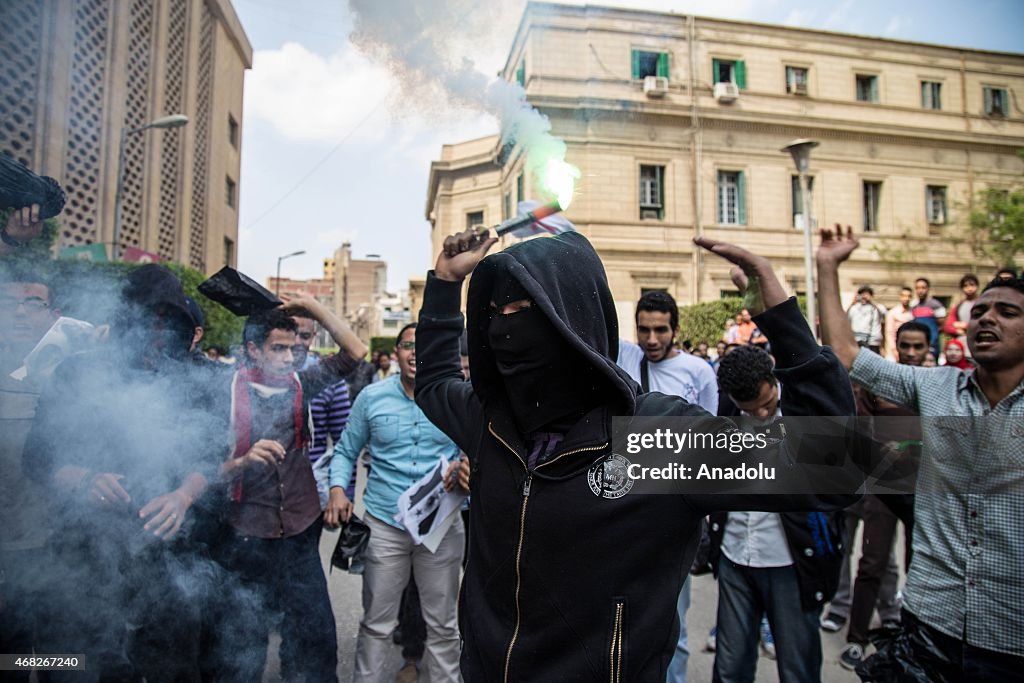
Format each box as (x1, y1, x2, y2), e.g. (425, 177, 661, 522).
(666, 575, 692, 683)
(713, 556, 822, 683)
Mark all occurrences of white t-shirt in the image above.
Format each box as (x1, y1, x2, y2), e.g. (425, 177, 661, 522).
(617, 340, 719, 414)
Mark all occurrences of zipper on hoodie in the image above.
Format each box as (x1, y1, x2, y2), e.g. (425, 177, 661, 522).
(488, 421, 610, 682)
(609, 601, 624, 683)
(503, 471, 532, 683)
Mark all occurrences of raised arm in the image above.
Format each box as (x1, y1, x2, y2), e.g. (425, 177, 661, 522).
(280, 293, 368, 361)
(815, 226, 861, 370)
(694, 236, 854, 416)
(414, 229, 496, 452)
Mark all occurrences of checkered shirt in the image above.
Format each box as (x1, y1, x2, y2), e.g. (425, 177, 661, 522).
(851, 347, 1024, 657)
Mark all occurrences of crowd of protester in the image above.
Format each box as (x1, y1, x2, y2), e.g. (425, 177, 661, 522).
(2, 195, 1022, 683)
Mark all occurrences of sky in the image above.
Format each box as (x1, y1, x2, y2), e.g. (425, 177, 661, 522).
(234, 0, 1024, 292)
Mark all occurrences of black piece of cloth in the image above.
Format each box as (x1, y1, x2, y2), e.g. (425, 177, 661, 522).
(0, 154, 65, 219)
(488, 305, 598, 433)
(859, 609, 1024, 682)
(198, 266, 281, 316)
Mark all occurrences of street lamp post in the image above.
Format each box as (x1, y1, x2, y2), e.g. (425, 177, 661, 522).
(112, 114, 189, 261)
(276, 250, 306, 295)
(781, 138, 820, 335)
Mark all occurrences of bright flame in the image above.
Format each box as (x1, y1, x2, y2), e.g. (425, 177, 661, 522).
(538, 158, 580, 210)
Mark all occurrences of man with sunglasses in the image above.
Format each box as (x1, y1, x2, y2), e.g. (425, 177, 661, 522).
(325, 323, 466, 683)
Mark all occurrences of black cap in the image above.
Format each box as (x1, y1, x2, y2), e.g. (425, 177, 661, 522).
(184, 297, 205, 328)
(198, 267, 282, 316)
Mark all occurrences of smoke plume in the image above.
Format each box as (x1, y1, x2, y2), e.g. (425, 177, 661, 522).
(347, 0, 573, 200)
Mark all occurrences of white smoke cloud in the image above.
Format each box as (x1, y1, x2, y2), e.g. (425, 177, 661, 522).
(245, 42, 396, 144)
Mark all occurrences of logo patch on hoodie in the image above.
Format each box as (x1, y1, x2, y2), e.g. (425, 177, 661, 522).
(588, 454, 634, 499)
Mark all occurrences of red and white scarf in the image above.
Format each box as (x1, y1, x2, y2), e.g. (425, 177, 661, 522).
(229, 366, 305, 502)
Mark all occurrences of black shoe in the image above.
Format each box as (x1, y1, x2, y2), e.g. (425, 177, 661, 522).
(839, 643, 865, 671)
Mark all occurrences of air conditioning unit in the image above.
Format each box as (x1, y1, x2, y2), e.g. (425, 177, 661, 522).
(643, 75, 669, 97)
(792, 82, 808, 96)
(713, 81, 739, 103)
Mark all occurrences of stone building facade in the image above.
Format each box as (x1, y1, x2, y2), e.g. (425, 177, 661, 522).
(0, 0, 252, 273)
(424, 2, 1024, 326)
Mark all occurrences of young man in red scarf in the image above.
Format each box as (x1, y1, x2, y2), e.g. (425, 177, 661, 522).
(212, 296, 367, 682)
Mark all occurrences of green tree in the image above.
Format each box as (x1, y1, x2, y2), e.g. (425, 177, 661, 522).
(966, 150, 1024, 269)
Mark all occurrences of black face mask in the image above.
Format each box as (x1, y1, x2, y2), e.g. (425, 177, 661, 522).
(488, 304, 599, 434)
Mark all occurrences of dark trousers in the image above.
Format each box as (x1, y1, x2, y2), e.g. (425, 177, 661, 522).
(45, 530, 203, 683)
(848, 495, 899, 645)
(210, 519, 337, 682)
(713, 556, 822, 683)
(397, 575, 426, 662)
(0, 547, 54, 683)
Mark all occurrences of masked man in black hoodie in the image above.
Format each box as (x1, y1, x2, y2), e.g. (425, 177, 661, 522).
(415, 228, 858, 682)
(24, 265, 226, 682)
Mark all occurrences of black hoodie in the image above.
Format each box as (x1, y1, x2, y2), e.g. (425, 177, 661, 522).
(415, 232, 856, 682)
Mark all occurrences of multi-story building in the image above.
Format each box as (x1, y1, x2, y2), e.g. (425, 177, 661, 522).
(332, 242, 387, 325)
(0, 0, 252, 273)
(425, 2, 1024, 326)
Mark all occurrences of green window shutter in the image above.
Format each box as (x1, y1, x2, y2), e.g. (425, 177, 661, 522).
(712, 58, 721, 83)
(983, 87, 993, 114)
(517, 173, 524, 203)
(657, 52, 669, 79)
(942, 190, 948, 224)
(516, 60, 525, 86)
(735, 60, 747, 89)
(737, 172, 747, 225)
(871, 77, 879, 102)
(632, 49, 640, 80)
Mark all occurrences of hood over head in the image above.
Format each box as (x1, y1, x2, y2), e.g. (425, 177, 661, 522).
(114, 264, 194, 362)
(466, 232, 637, 431)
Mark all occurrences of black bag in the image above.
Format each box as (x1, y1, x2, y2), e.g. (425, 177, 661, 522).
(330, 514, 371, 575)
(198, 267, 282, 316)
(0, 154, 66, 219)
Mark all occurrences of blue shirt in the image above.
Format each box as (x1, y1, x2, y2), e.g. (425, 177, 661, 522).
(329, 374, 459, 529)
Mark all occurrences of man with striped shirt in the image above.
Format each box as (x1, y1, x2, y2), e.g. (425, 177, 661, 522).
(818, 227, 1024, 681)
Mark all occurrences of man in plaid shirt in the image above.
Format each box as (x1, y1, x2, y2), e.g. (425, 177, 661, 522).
(817, 227, 1024, 681)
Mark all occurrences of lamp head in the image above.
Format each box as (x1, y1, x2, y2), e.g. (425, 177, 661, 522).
(148, 114, 189, 130)
(781, 138, 819, 174)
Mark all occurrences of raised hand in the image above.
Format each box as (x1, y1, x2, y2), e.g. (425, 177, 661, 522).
(3, 204, 43, 245)
(435, 229, 498, 282)
(816, 225, 859, 267)
(694, 237, 787, 313)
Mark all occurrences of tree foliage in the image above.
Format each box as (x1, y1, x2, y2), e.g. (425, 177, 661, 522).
(1, 240, 244, 352)
(675, 295, 808, 347)
(966, 149, 1024, 269)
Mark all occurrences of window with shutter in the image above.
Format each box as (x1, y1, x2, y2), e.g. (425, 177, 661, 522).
(921, 81, 942, 110)
(639, 165, 665, 220)
(717, 171, 744, 225)
(632, 50, 665, 80)
(791, 175, 815, 229)
(856, 74, 879, 103)
(926, 186, 948, 225)
(984, 86, 1008, 117)
(863, 181, 882, 232)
